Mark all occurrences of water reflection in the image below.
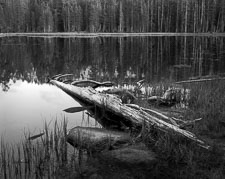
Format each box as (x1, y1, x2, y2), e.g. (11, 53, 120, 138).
(1, 36, 224, 89)
(0, 36, 225, 142)
(0, 80, 95, 142)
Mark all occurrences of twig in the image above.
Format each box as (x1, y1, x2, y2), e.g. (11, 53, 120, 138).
(179, 118, 202, 128)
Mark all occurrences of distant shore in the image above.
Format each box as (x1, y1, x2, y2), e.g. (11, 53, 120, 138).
(1, 32, 225, 38)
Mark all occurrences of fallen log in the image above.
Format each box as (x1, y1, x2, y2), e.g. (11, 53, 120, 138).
(53, 74, 73, 81)
(104, 88, 137, 104)
(50, 79, 210, 149)
(71, 80, 115, 89)
(67, 127, 131, 152)
(147, 88, 184, 107)
(175, 77, 225, 84)
(127, 105, 202, 129)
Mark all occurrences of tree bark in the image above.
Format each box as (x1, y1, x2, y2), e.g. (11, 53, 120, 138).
(50, 80, 210, 149)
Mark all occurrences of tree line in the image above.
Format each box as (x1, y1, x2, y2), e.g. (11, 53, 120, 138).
(0, 0, 225, 33)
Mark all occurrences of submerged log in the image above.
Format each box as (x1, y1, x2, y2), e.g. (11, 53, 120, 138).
(50, 80, 210, 149)
(67, 127, 131, 152)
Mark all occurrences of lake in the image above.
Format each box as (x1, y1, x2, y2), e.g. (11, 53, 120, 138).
(1, 35, 225, 142)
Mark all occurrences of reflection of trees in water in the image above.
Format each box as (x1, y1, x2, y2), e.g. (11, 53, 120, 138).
(0, 36, 225, 91)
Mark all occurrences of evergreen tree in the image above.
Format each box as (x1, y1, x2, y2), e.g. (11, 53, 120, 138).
(0, 0, 225, 33)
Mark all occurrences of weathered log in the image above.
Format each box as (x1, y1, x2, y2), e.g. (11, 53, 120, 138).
(67, 127, 131, 152)
(62, 79, 73, 84)
(147, 88, 183, 107)
(142, 108, 178, 125)
(175, 77, 225, 84)
(53, 74, 73, 81)
(104, 88, 137, 104)
(125, 104, 202, 129)
(50, 80, 210, 149)
(71, 80, 114, 89)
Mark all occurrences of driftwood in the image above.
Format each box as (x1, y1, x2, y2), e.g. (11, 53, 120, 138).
(125, 104, 202, 129)
(126, 104, 179, 127)
(71, 80, 115, 89)
(53, 74, 73, 81)
(175, 77, 225, 84)
(67, 127, 131, 152)
(50, 79, 210, 149)
(104, 88, 137, 103)
(147, 89, 179, 107)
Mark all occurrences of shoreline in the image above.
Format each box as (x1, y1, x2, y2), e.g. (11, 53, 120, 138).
(1, 32, 225, 38)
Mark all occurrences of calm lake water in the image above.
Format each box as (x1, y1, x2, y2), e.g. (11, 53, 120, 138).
(1, 35, 225, 142)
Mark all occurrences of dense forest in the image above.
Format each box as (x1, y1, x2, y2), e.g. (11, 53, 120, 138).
(0, 0, 225, 33)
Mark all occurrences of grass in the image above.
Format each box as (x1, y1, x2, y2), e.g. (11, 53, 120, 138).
(139, 80, 225, 178)
(0, 117, 83, 178)
(187, 81, 225, 134)
(140, 122, 225, 178)
(1, 80, 225, 178)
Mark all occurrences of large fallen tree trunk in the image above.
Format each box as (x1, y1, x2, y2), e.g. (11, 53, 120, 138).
(50, 80, 210, 149)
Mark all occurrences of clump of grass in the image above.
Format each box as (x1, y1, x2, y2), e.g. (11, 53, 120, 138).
(0, 117, 82, 178)
(186, 81, 225, 135)
(141, 123, 225, 178)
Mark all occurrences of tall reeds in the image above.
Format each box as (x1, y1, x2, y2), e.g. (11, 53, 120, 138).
(0, 117, 79, 178)
(186, 81, 225, 134)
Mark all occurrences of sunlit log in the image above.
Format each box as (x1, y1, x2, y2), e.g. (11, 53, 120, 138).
(50, 80, 210, 149)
